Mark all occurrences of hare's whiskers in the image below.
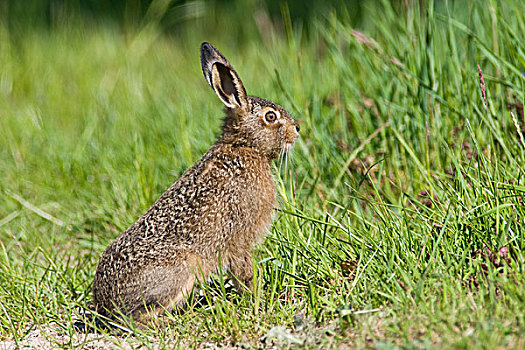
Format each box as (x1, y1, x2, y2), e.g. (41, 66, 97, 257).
(288, 147, 295, 167)
(278, 146, 285, 172)
(284, 148, 289, 173)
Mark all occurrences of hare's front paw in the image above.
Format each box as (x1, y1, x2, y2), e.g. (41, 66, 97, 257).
(229, 254, 253, 294)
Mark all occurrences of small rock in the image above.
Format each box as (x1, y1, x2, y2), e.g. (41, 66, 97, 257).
(261, 326, 304, 347)
(293, 312, 308, 332)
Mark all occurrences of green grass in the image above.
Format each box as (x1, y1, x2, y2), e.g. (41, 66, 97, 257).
(1, 0, 525, 348)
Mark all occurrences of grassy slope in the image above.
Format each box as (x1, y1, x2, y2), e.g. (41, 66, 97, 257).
(1, 0, 525, 348)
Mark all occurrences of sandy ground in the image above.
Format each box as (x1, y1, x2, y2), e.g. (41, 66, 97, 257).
(0, 307, 336, 349)
(0, 324, 149, 350)
(0, 319, 333, 350)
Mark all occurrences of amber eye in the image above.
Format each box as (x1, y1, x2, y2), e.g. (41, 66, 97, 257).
(265, 111, 277, 123)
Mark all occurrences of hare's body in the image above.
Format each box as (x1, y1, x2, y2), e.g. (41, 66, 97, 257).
(93, 144, 275, 320)
(93, 43, 299, 322)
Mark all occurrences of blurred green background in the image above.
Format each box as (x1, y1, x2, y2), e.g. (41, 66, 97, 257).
(4, 0, 359, 31)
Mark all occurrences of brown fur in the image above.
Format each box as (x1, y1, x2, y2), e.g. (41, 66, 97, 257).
(92, 43, 299, 322)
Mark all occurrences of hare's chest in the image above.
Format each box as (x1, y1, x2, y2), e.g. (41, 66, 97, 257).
(232, 166, 274, 214)
(222, 164, 275, 241)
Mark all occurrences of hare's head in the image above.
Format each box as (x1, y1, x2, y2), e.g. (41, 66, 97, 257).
(200, 42, 299, 159)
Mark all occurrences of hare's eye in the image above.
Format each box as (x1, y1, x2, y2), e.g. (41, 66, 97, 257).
(265, 111, 277, 123)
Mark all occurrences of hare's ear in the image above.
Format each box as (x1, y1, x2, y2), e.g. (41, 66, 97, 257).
(200, 42, 248, 111)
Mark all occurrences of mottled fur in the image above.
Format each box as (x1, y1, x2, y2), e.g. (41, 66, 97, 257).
(92, 42, 299, 322)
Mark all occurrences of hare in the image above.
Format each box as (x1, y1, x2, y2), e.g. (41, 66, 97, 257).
(92, 42, 300, 323)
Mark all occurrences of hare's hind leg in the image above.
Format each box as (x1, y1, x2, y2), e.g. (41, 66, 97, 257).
(130, 253, 213, 322)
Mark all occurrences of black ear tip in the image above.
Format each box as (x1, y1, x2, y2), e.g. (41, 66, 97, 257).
(201, 42, 214, 56)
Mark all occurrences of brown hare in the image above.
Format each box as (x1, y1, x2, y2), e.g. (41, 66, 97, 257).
(92, 42, 300, 323)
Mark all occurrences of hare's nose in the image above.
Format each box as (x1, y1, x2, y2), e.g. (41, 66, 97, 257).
(295, 123, 300, 132)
